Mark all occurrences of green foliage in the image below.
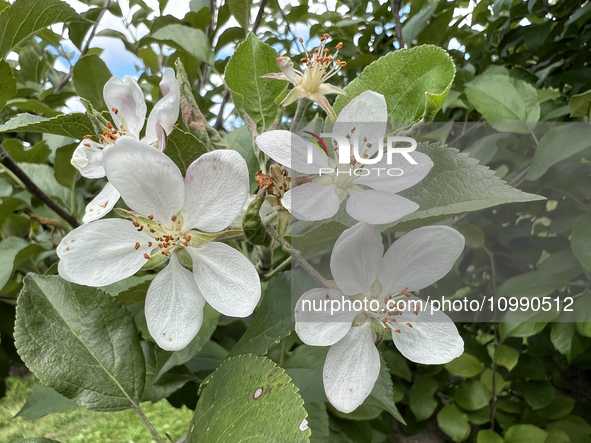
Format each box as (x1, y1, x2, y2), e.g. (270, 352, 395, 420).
(72, 55, 112, 111)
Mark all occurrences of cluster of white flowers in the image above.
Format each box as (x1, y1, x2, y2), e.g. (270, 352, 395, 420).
(59, 70, 261, 351)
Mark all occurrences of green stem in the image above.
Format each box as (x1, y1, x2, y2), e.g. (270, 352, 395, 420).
(290, 98, 310, 132)
(262, 255, 292, 281)
(132, 403, 166, 443)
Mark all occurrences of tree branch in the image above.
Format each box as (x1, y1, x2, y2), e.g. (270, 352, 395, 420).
(389, 0, 404, 48)
(54, 0, 111, 93)
(0, 144, 79, 228)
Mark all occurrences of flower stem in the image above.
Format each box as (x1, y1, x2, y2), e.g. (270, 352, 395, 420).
(132, 403, 166, 443)
(290, 98, 310, 132)
(265, 225, 338, 289)
(262, 255, 292, 281)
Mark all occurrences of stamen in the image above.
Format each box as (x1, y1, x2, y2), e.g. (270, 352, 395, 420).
(148, 215, 154, 220)
(143, 253, 150, 259)
(162, 250, 171, 256)
(394, 329, 401, 334)
(133, 221, 140, 227)
(137, 226, 143, 231)
(148, 242, 153, 247)
(406, 323, 413, 328)
(171, 215, 177, 222)
(134, 242, 140, 250)
(84, 135, 91, 139)
(111, 107, 119, 114)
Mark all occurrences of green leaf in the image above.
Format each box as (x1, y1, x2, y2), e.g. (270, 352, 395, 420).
(151, 24, 214, 64)
(408, 375, 438, 421)
(187, 355, 310, 443)
(18, 163, 78, 211)
(334, 45, 455, 123)
(14, 275, 145, 411)
(480, 369, 504, 395)
(569, 89, 591, 119)
(454, 380, 491, 411)
(445, 352, 484, 377)
(225, 125, 258, 192)
(2, 139, 50, 164)
(526, 124, 591, 180)
(401, 2, 439, 45)
(229, 0, 250, 29)
(454, 224, 485, 249)
(522, 380, 555, 410)
(465, 74, 540, 133)
(283, 345, 328, 403)
(476, 430, 504, 443)
(225, 33, 285, 132)
(0, 0, 85, 57)
(73, 54, 112, 111)
(549, 415, 591, 443)
(165, 129, 208, 175)
(537, 395, 575, 420)
(230, 273, 293, 356)
(550, 322, 591, 362)
(362, 357, 404, 423)
(499, 321, 548, 340)
(12, 439, 62, 443)
(0, 112, 94, 139)
(492, 344, 519, 371)
(242, 195, 273, 247)
(498, 270, 567, 299)
(437, 405, 470, 443)
(305, 402, 330, 443)
(0, 237, 44, 290)
(571, 214, 591, 271)
(504, 424, 548, 443)
(574, 295, 591, 338)
(53, 142, 78, 188)
(15, 383, 78, 420)
(0, 59, 16, 109)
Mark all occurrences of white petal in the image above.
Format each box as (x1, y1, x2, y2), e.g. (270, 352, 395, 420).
(378, 226, 465, 295)
(57, 219, 152, 287)
(288, 182, 340, 222)
(281, 191, 291, 212)
(317, 83, 348, 97)
(330, 223, 383, 296)
(181, 150, 249, 233)
(255, 130, 329, 175)
(323, 322, 380, 413)
(276, 57, 300, 84)
(333, 91, 387, 150)
(294, 288, 356, 346)
(103, 76, 147, 138)
(71, 140, 106, 179)
(281, 86, 308, 107)
(145, 253, 206, 351)
(103, 136, 185, 227)
(82, 182, 121, 223)
(145, 68, 180, 146)
(345, 189, 419, 225)
(187, 242, 261, 317)
(391, 306, 464, 365)
(353, 151, 434, 193)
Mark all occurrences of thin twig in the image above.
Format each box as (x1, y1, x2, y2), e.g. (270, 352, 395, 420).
(252, 0, 268, 32)
(262, 256, 292, 281)
(0, 144, 79, 228)
(389, 0, 404, 48)
(54, 0, 112, 93)
(508, 166, 530, 186)
(24, 210, 67, 231)
(214, 89, 231, 131)
(132, 403, 166, 443)
(265, 225, 339, 289)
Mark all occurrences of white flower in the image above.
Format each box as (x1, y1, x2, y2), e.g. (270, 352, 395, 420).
(58, 137, 261, 351)
(263, 34, 348, 121)
(294, 222, 465, 413)
(255, 91, 434, 225)
(71, 68, 181, 223)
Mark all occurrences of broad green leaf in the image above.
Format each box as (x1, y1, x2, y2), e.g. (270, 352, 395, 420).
(571, 214, 591, 271)
(498, 270, 567, 299)
(522, 380, 555, 410)
(187, 355, 310, 443)
(465, 74, 540, 133)
(544, 428, 571, 443)
(305, 402, 329, 443)
(0, 0, 85, 57)
(141, 341, 193, 402)
(225, 125, 258, 192)
(53, 142, 78, 188)
(229, 0, 250, 30)
(569, 89, 591, 119)
(574, 295, 591, 338)
(73, 54, 112, 110)
(476, 430, 504, 443)
(16, 383, 78, 420)
(550, 415, 591, 443)
(526, 124, 591, 180)
(401, 2, 439, 45)
(437, 405, 470, 443)
(242, 195, 273, 247)
(334, 45, 455, 123)
(12, 439, 62, 443)
(14, 275, 145, 411)
(0, 237, 44, 290)
(454, 380, 491, 411)
(445, 352, 484, 377)
(454, 224, 485, 249)
(151, 24, 214, 64)
(499, 317, 550, 340)
(165, 129, 208, 175)
(284, 345, 328, 403)
(0, 59, 16, 108)
(408, 375, 438, 421)
(550, 322, 591, 362)
(361, 357, 404, 423)
(18, 163, 81, 212)
(504, 424, 547, 443)
(225, 33, 285, 132)
(229, 272, 292, 356)
(537, 395, 575, 420)
(492, 344, 519, 371)
(480, 369, 504, 395)
(2, 139, 50, 164)
(0, 112, 94, 139)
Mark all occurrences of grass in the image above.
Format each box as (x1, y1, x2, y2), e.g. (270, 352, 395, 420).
(0, 376, 194, 443)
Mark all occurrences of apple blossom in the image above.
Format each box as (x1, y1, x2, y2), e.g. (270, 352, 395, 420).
(256, 91, 434, 224)
(71, 68, 180, 223)
(294, 222, 465, 413)
(263, 33, 348, 121)
(58, 137, 261, 351)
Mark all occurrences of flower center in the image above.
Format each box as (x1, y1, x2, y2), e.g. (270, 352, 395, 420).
(365, 287, 419, 334)
(297, 34, 346, 94)
(131, 213, 189, 260)
(98, 108, 127, 144)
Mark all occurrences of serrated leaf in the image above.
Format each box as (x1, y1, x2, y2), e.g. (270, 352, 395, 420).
(15, 383, 78, 420)
(0, 0, 86, 57)
(165, 128, 208, 175)
(465, 74, 540, 133)
(334, 45, 455, 123)
(187, 355, 310, 443)
(229, 272, 293, 356)
(73, 54, 112, 110)
(0, 112, 94, 139)
(225, 33, 285, 132)
(151, 24, 214, 64)
(14, 275, 145, 411)
(0, 59, 16, 109)
(2, 139, 50, 164)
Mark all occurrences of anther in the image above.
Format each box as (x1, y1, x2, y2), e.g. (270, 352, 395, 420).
(137, 226, 144, 231)
(134, 242, 140, 250)
(171, 215, 177, 222)
(143, 253, 150, 259)
(336, 42, 343, 49)
(148, 215, 154, 220)
(406, 323, 413, 328)
(148, 242, 153, 247)
(133, 221, 140, 227)
(149, 228, 155, 233)
(162, 250, 171, 256)
(394, 329, 401, 334)
(84, 143, 91, 147)
(112, 107, 119, 114)
(84, 134, 91, 139)
(298, 37, 304, 43)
